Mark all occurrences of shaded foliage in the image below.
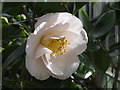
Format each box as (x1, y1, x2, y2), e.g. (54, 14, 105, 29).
(2, 2, 120, 89)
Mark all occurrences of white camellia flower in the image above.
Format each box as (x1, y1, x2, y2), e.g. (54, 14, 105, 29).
(26, 12, 88, 80)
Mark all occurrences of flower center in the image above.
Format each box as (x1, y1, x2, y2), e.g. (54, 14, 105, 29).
(40, 34, 70, 56)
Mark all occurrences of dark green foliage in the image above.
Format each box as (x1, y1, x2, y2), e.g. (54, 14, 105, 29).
(91, 48, 111, 72)
(80, 8, 92, 33)
(2, 2, 120, 89)
(92, 10, 116, 38)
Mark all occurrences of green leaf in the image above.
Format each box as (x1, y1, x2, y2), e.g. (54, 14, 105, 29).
(110, 2, 120, 25)
(65, 2, 74, 13)
(110, 2, 120, 9)
(75, 2, 88, 9)
(73, 2, 88, 15)
(3, 43, 26, 69)
(2, 43, 19, 62)
(9, 56, 25, 76)
(87, 37, 100, 52)
(22, 81, 43, 88)
(73, 53, 95, 79)
(92, 10, 116, 38)
(32, 2, 66, 16)
(79, 8, 92, 33)
(115, 10, 120, 25)
(79, 53, 94, 69)
(91, 48, 111, 72)
(74, 64, 93, 79)
(3, 79, 20, 88)
(3, 78, 43, 88)
(60, 78, 82, 88)
(0, 47, 4, 52)
(2, 2, 26, 15)
(2, 24, 21, 40)
(109, 42, 120, 52)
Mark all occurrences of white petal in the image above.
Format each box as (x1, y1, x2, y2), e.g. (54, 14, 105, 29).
(62, 31, 79, 43)
(42, 47, 80, 80)
(70, 29, 88, 55)
(44, 30, 79, 44)
(34, 22, 46, 35)
(26, 33, 43, 57)
(35, 13, 60, 29)
(35, 12, 83, 35)
(56, 12, 83, 35)
(42, 23, 69, 35)
(35, 45, 52, 59)
(26, 55, 50, 80)
(42, 54, 64, 76)
(26, 34, 38, 56)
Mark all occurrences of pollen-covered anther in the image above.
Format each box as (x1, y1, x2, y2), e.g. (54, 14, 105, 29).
(41, 35, 70, 56)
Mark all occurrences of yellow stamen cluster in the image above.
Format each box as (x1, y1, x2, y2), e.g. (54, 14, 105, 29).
(41, 35, 70, 56)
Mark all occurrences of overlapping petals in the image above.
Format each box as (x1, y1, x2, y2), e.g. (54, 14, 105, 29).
(26, 12, 88, 80)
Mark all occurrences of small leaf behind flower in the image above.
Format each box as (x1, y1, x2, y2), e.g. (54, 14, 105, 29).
(3, 43, 26, 70)
(92, 10, 116, 38)
(91, 48, 111, 72)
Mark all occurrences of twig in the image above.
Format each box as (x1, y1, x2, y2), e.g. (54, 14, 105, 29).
(112, 58, 120, 89)
(90, 15, 99, 23)
(109, 7, 120, 11)
(106, 72, 120, 83)
(9, 36, 27, 38)
(60, 2, 70, 13)
(23, 5, 35, 33)
(2, 36, 27, 44)
(70, 77, 91, 88)
(103, 76, 112, 88)
(31, 3, 36, 32)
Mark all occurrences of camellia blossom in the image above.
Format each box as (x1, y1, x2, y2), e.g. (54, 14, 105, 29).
(26, 12, 88, 80)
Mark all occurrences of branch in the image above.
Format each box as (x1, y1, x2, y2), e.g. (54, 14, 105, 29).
(109, 7, 120, 11)
(60, 2, 70, 13)
(106, 72, 120, 83)
(70, 77, 91, 89)
(112, 58, 120, 89)
(2, 36, 27, 44)
(23, 5, 35, 32)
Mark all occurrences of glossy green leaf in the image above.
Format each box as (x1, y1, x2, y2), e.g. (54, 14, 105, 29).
(2, 24, 21, 40)
(79, 53, 94, 69)
(92, 10, 116, 38)
(74, 64, 93, 79)
(110, 2, 120, 25)
(91, 48, 111, 72)
(2, 43, 19, 62)
(3, 43, 26, 69)
(73, 53, 95, 79)
(79, 8, 92, 33)
(2, 2, 120, 89)
(9, 56, 25, 76)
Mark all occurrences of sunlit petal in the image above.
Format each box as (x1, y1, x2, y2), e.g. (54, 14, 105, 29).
(26, 55, 50, 80)
(42, 46, 80, 79)
(35, 45, 52, 59)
